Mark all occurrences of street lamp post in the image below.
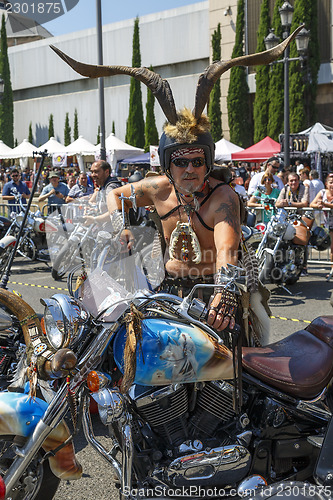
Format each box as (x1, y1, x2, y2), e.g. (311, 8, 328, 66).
(264, 1, 310, 169)
(96, 0, 106, 162)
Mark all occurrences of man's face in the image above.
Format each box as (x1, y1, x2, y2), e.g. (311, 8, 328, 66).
(11, 172, 20, 184)
(50, 177, 60, 188)
(79, 174, 88, 186)
(288, 175, 299, 192)
(267, 161, 280, 175)
(169, 151, 206, 194)
(90, 162, 109, 187)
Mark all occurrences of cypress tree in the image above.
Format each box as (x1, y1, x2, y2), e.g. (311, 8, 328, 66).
(208, 23, 222, 142)
(14, 138, 17, 147)
(227, 0, 251, 148)
(0, 14, 13, 147)
(28, 122, 33, 144)
(144, 65, 159, 152)
(64, 113, 71, 146)
(73, 109, 79, 140)
(125, 17, 145, 148)
(253, 0, 270, 143)
(48, 114, 54, 139)
(96, 125, 100, 145)
(112, 121, 115, 134)
(267, 0, 284, 141)
(289, 0, 319, 131)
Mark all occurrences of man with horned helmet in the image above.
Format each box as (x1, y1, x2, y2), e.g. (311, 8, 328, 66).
(50, 25, 302, 340)
(108, 109, 241, 333)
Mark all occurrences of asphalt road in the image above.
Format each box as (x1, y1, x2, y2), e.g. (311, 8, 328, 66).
(2, 258, 333, 500)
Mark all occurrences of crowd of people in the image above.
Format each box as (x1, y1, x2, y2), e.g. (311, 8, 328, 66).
(1, 156, 332, 278)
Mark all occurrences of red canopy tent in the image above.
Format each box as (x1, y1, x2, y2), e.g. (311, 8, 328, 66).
(231, 136, 280, 162)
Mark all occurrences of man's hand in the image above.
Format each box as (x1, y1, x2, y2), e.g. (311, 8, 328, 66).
(83, 215, 96, 226)
(207, 290, 237, 331)
(119, 229, 135, 253)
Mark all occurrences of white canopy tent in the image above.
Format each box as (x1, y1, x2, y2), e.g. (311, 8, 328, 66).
(95, 133, 144, 174)
(5, 139, 36, 159)
(306, 133, 333, 154)
(65, 136, 97, 171)
(0, 141, 13, 159)
(214, 138, 244, 162)
(39, 137, 66, 155)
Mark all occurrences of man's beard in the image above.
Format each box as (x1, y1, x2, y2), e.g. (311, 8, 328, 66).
(173, 176, 204, 195)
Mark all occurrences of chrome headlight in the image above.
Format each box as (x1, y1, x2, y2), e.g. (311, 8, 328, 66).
(41, 294, 89, 349)
(272, 221, 287, 236)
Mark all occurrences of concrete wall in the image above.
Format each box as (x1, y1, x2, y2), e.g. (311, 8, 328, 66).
(10, 2, 209, 146)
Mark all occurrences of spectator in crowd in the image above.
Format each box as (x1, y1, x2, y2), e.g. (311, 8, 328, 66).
(275, 172, 309, 209)
(67, 175, 77, 190)
(84, 160, 122, 223)
(248, 157, 284, 196)
(299, 168, 311, 189)
(310, 173, 333, 280)
(248, 172, 280, 223)
(230, 168, 248, 202)
(309, 169, 325, 203)
(21, 167, 31, 182)
(38, 171, 69, 213)
(2, 168, 31, 213)
(295, 159, 304, 174)
(277, 168, 288, 186)
(66, 172, 94, 203)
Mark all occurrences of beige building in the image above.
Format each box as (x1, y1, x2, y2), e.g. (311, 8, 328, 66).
(209, 0, 332, 139)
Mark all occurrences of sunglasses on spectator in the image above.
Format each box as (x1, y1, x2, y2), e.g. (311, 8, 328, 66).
(263, 178, 272, 182)
(11, 174, 19, 178)
(172, 157, 205, 168)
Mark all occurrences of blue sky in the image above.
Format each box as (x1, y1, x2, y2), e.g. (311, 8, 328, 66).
(43, 0, 203, 37)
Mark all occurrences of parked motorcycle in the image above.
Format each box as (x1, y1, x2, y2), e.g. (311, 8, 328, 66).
(0, 224, 333, 499)
(0, 195, 52, 277)
(256, 199, 315, 287)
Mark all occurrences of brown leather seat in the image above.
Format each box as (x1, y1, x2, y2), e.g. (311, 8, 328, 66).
(242, 316, 333, 399)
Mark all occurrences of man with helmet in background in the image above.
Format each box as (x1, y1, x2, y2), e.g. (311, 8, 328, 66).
(107, 109, 243, 333)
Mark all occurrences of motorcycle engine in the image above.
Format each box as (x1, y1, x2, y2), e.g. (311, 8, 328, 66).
(132, 381, 251, 488)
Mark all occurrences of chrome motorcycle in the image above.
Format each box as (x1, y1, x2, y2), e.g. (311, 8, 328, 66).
(0, 225, 333, 500)
(0, 195, 53, 277)
(256, 199, 315, 287)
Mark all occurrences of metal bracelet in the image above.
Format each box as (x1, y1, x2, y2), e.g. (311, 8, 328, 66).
(110, 209, 130, 233)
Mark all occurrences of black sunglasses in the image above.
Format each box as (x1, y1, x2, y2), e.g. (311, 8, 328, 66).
(172, 157, 205, 168)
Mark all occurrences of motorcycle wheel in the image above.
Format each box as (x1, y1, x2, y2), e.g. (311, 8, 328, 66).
(285, 275, 300, 285)
(51, 242, 73, 280)
(258, 252, 274, 284)
(0, 435, 60, 499)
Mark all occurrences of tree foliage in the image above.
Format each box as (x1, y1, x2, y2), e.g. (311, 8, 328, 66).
(64, 113, 71, 146)
(125, 17, 145, 148)
(48, 114, 54, 139)
(73, 109, 79, 140)
(253, 0, 270, 143)
(0, 14, 13, 147)
(267, 0, 284, 141)
(208, 23, 222, 142)
(96, 125, 100, 145)
(227, 0, 251, 148)
(28, 122, 33, 144)
(289, 0, 320, 132)
(112, 121, 115, 134)
(144, 66, 159, 152)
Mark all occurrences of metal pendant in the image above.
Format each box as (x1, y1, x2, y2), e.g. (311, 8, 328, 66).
(169, 221, 202, 264)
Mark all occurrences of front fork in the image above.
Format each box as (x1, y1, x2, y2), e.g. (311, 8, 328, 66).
(82, 396, 134, 499)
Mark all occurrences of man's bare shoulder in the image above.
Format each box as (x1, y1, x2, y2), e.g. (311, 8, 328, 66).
(134, 174, 171, 198)
(208, 177, 239, 203)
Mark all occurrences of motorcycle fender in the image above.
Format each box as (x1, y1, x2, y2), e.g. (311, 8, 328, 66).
(0, 392, 82, 480)
(0, 235, 16, 249)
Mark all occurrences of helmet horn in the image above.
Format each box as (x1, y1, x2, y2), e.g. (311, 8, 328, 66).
(193, 25, 305, 120)
(50, 44, 178, 125)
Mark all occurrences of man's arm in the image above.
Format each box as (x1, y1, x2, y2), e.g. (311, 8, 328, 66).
(207, 187, 241, 332)
(107, 178, 158, 215)
(38, 187, 53, 203)
(275, 187, 287, 208)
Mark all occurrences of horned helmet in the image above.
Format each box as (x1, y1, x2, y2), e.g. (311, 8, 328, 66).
(50, 25, 303, 182)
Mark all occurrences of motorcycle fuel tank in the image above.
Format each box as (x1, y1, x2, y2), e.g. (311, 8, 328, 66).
(113, 318, 233, 386)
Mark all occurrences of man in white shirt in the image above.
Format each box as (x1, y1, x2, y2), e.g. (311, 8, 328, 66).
(247, 157, 284, 196)
(309, 169, 325, 203)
